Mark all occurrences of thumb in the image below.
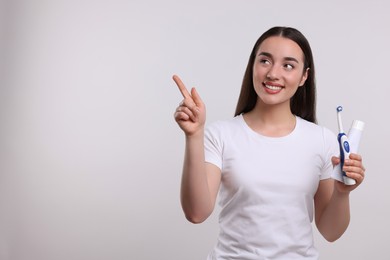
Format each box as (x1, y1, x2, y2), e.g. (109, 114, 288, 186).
(191, 87, 204, 107)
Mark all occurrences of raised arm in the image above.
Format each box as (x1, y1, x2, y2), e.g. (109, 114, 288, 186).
(173, 75, 221, 223)
(314, 153, 365, 241)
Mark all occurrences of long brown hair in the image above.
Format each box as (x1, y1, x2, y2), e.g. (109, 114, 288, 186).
(234, 26, 317, 123)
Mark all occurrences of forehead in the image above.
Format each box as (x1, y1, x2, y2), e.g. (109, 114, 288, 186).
(257, 36, 304, 61)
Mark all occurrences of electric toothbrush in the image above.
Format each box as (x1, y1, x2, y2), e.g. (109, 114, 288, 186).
(336, 106, 356, 185)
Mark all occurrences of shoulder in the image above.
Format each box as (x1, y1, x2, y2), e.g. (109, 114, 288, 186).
(204, 115, 245, 147)
(297, 117, 337, 139)
(297, 117, 339, 157)
(206, 115, 243, 134)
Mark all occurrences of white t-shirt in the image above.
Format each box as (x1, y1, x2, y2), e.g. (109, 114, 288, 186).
(205, 114, 339, 260)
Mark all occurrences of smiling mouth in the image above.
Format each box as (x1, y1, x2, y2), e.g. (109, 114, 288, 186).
(263, 82, 283, 91)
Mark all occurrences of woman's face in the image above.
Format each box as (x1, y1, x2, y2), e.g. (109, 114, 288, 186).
(252, 36, 308, 108)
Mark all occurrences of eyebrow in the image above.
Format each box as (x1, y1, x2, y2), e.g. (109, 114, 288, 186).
(258, 52, 300, 64)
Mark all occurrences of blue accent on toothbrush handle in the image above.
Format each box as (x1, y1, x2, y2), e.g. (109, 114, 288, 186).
(337, 133, 356, 185)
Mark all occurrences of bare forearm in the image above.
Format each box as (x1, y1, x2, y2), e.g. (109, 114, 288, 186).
(180, 132, 212, 223)
(317, 188, 350, 242)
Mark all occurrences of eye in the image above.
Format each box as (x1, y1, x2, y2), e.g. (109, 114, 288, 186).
(260, 59, 271, 65)
(284, 64, 294, 70)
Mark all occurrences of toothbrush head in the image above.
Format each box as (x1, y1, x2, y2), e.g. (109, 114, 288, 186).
(336, 105, 344, 132)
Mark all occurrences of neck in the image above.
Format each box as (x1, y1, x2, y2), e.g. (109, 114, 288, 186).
(253, 100, 294, 123)
(243, 101, 296, 137)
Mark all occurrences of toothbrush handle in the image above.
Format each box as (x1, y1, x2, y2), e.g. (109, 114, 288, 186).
(338, 133, 356, 185)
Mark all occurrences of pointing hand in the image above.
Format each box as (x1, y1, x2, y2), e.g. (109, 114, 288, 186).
(173, 75, 206, 136)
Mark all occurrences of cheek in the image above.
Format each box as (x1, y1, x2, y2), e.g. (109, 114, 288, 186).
(287, 73, 304, 86)
(253, 65, 266, 80)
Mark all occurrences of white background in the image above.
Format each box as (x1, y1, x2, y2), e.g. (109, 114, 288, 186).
(1, 0, 389, 259)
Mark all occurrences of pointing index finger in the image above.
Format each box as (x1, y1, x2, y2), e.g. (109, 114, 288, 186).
(173, 75, 191, 99)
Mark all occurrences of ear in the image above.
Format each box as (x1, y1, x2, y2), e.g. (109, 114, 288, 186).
(299, 68, 310, 87)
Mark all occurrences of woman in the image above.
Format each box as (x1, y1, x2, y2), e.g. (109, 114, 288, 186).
(173, 26, 365, 259)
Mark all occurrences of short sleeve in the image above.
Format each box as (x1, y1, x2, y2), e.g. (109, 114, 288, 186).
(204, 122, 223, 170)
(320, 127, 340, 180)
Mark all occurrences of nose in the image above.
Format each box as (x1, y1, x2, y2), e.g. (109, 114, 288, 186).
(266, 65, 280, 80)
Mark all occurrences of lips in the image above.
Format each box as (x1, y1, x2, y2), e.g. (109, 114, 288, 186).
(263, 82, 284, 93)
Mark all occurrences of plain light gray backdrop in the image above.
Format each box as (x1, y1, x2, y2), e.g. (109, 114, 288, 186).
(0, 0, 389, 259)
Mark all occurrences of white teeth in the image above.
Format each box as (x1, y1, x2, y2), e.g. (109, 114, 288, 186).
(265, 84, 282, 90)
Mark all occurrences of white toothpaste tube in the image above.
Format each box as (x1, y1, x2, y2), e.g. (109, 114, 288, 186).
(331, 106, 365, 185)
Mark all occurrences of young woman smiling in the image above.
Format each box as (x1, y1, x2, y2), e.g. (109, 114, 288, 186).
(173, 26, 365, 259)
